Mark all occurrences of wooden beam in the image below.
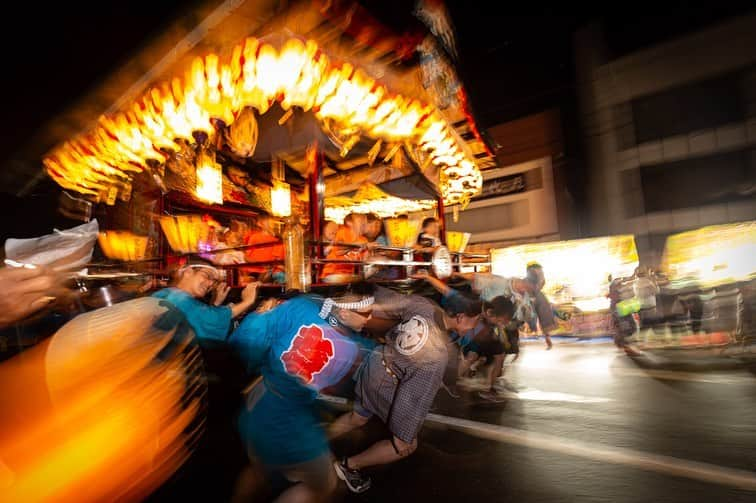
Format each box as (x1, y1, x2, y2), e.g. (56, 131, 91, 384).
(324, 162, 415, 197)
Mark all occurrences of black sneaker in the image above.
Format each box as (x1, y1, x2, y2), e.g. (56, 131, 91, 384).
(334, 458, 371, 493)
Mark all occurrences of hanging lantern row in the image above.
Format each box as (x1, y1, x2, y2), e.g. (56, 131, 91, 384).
(43, 37, 482, 206)
(98, 231, 150, 261)
(324, 196, 436, 224)
(99, 215, 220, 261)
(159, 215, 213, 255)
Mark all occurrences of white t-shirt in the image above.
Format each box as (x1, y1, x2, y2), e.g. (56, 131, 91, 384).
(471, 273, 535, 323)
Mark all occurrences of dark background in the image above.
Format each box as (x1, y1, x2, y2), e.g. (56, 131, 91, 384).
(0, 0, 752, 240)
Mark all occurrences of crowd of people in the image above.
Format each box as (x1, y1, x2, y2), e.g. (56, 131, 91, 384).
(139, 245, 558, 501)
(0, 214, 562, 503)
(206, 212, 439, 285)
(320, 213, 443, 282)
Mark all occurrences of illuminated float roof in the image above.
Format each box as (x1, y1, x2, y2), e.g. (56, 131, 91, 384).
(44, 35, 483, 206)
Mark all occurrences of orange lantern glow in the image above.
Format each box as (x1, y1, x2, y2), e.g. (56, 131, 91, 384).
(98, 231, 150, 261)
(384, 218, 423, 248)
(159, 214, 212, 254)
(270, 180, 292, 218)
(445, 231, 471, 253)
(43, 36, 484, 206)
(194, 149, 223, 204)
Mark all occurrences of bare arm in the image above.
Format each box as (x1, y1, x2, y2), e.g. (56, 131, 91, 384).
(230, 282, 259, 318)
(211, 284, 231, 306)
(511, 278, 533, 295)
(410, 270, 451, 296)
(0, 266, 67, 328)
(451, 272, 474, 281)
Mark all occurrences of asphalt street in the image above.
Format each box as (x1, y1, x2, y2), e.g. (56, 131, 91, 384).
(149, 339, 756, 502)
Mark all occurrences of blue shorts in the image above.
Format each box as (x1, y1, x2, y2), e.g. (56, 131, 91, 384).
(238, 382, 328, 468)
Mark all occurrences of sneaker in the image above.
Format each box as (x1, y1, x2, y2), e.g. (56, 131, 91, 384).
(478, 390, 507, 402)
(334, 458, 371, 493)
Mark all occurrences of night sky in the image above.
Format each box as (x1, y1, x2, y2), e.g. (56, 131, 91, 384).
(0, 0, 751, 239)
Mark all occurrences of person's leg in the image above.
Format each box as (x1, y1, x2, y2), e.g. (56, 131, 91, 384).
(486, 354, 506, 391)
(231, 462, 270, 503)
(276, 454, 337, 503)
(457, 351, 479, 379)
(534, 291, 556, 349)
(504, 324, 521, 357)
(543, 329, 553, 350)
(334, 435, 417, 494)
(441, 339, 461, 398)
(329, 410, 369, 439)
(346, 435, 418, 470)
(274, 483, 322, 503)
(479, 353, 508, 401)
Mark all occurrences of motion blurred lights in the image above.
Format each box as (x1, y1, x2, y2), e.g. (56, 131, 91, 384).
(159, 214, 212, 254)
(324, 182, 436, 223)
(324, 196, 436, 224)
(97, 231, 149, 261)
(492, 235, 639, 311)
(0, 297, 205, 502)
(194, 149, 223, 204)
(43, 36, 482, 206)
(270, 180, 292, 218)
(662, 221, 756, 288)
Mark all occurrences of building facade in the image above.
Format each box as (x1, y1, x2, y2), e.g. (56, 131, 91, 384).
(575, 13, 756, 265)
(445, 109, 579, 250)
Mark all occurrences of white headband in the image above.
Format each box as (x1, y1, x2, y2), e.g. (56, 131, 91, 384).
(180, 264, 220, 278)
(318, 296, 375, 319)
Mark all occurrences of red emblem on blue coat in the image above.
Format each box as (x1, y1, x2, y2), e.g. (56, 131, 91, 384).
(280, 325, 334, 384)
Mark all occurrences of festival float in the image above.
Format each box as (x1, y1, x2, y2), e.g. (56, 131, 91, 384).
(2, 3, 498, 500)
(41, 1, 494, 293)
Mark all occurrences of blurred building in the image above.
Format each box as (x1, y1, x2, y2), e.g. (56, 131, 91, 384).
(445, 109, 580, 249)
(575, 12, 756, 265)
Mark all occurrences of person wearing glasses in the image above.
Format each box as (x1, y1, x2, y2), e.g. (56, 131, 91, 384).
(152, 258, 259, 343)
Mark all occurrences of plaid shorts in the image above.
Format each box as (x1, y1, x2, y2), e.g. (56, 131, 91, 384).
(354, 347, 446, 443)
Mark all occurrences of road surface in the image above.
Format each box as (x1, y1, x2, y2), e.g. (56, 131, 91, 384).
(150, 339, 756, 502)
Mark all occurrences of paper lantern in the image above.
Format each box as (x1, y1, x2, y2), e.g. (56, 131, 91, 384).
(270, 180, 292, 218)
(445, 231, 471, 253)
(431, 246, 452, 279)
(159, 215, 212, 254)
(98, 231, 150, 261)
(195, 149, 223, 205)
(384, 218, 422, 248)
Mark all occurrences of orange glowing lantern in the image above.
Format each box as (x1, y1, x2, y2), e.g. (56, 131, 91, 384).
(270, 180, 292, 218)
(384, 218, 423, 248)
(445, 231, 471, 253)
(159, 215, 212, 254)
(98, 231, 150, 261)
(42, 35, 485, 207)
(194, 149, 223, 204)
